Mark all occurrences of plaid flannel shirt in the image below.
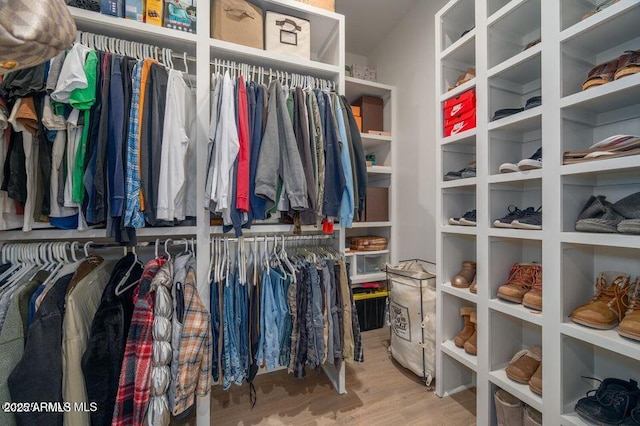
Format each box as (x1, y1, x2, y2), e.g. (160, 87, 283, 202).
(112, 257, 167, 426)
(172, 259, 212, 416)
(123, 61, 145, 229)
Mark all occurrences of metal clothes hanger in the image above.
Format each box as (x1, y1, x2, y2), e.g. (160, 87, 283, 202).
(115, 246, 144, 296)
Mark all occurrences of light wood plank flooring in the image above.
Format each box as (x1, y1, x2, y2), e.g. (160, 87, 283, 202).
(198, 327, 477, 425)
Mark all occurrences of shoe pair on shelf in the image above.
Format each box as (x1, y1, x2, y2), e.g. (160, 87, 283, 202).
(581, 0, 619, 21)
(494, 206, 542, 230)
(505, 345, 543, 396)
(449, 209, 476, 226)
(576, 192, 640, 234)
(497, 262, 542, 311)
(492, 96, 541, 121)
(582, 48, 640, 91)
(499, 147, 542, 173)
(563, 134, 640, 165)
(495, 389, 542, 426)
(575, 377, 640, 425)
(444, 161, 476, 181)
(453, 307, 477, 355)
(451, 260, 477, 293)
(570, 272, 640, 341)
(448, 67, 475, 91)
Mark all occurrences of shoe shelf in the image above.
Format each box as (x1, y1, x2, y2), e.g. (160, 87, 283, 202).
(560, 72, 640, 114)
(560, 0, 640, 45)
(561, 232, 640, 250)
(442, 225, 478, 236)
(488, 169, 543, 184)
(489, 299, 543, 326)
(442, 128, 477, 146)
(561, 156, 640, 177)
(487, 0, 541, 69)
(440, 79, 477, 104)
(560, 323, 640, 362)
(441, 28, 476, 62)
(488, 106, 542, 131)
(439, 0, 476, 53)
(561, 412, 592, 426)
(488, 43, 542, 84)
(441, 178, 478, 189)
(442, 281, 479, 303)
(487, 228, 543, 240)
(489, 369, 544, 413)
(441, 339, 479, 371)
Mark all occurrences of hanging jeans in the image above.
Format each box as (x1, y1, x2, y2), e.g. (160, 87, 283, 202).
(287, 274, 299, 373)
(222, 272, 241, 390)
(269, 268, 288, 368)
(256, 268, 279, 371)
(235, 274, 249, 381)
(306, 265, 324, 369)
(278, 274, 293, 367)
(210, 279, 221, 383)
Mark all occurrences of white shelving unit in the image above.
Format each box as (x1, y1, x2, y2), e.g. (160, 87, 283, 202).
(4, 3, 347, 426)
(344, 77, 398, 283)
(436, 0, 640, 424)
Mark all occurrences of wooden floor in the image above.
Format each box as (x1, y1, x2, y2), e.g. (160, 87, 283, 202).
(194, 327, 477, 425)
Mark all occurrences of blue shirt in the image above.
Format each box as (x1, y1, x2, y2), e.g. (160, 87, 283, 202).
(334, 95, 354, 228)
(123, 61, 145, 228)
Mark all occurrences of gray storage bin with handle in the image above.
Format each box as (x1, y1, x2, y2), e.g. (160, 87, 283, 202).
(386, 259, 436, 386)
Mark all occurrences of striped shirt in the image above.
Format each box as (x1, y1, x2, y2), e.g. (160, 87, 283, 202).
(124, 61, 145, 228)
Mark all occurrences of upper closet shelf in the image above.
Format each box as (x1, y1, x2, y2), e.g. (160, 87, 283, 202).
(441, 128, 476, 146)
(0, 226, 198, 242)
(209, 39, 340, 80)
(488, 43, 541, 83)
(441, 79, 476, 102)
(70, 7, 197, 54)
(487, 0, 540, 34)
(440, 29, 475, 62)
(360, 134, 392, 151)
(560, 73, 640, 114)
(345, 77, 393, 102)
(560, 0, 640, 47)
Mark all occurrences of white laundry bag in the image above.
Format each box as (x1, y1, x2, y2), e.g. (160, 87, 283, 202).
(386, 261, 436, 385)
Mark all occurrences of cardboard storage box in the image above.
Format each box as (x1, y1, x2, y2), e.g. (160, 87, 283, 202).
(163, 0, 196, 33)
(354, 96, 384, 134)
(145, 0, 163, 25)
(101, 0, 124, 17)
(125, 0, 145, 21)
(295, 0, 335, 12)
(265, 11, 311, 60)
(364, 187, 389, 222)
(211, 0, 263, 49)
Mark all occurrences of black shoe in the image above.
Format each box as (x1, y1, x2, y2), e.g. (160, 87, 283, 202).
(493, 206, 532, 228)
(512, 206, 542, 230)
(525, 96, 542, 109)
(492, 108, 524, 121)
(575, 378, 640, 426)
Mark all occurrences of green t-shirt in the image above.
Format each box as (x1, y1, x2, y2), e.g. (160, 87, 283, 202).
(69, 50, 97, 204)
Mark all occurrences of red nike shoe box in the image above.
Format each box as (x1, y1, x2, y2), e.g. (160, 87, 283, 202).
(444, 111, 476, 137)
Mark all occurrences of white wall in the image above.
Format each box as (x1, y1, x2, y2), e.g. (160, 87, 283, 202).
(367, 0, 448, 263)
(346, 51, 368, 67)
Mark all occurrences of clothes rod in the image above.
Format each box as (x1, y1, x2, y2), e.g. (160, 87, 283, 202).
(210, 234, 334, 243)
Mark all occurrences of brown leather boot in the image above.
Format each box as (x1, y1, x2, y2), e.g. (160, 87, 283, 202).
(469, 273, 477, 294)
(497, 263, 541, 304)
(570, 272, 631, 329)
(463, 311, 477, 355)
(452, 261, 476, 288)
(454, 307, 476, 347)
(619, 278, 640, 341)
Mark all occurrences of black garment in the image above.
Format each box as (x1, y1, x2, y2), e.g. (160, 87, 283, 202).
(0, 64, 47, 100)
(34, 95, 52, 217)
(5, 130, 27, 204)
(81, 254, 142, 426)
(341, 96, 368, 217)
(93, 52, 112, 224)
(332, 262, 343, 369)
(8, 273, 73, 426)
(294, 268, 308, 378)
(140, 63, 168, 226)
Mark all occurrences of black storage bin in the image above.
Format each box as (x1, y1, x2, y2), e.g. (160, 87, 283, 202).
(354, 290, 388, 331)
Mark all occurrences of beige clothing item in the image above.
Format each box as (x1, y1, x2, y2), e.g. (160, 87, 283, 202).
(62, 259, 115, 426)
(338, 260, 354, 362)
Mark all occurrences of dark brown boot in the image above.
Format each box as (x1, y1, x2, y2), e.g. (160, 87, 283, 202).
(452, 261, 476, 288)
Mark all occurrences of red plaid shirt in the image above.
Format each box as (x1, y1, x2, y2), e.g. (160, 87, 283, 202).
(112, 257, 167, 426)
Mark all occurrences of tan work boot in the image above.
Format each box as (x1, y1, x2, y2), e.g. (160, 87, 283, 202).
(506, 345, 541, 384)
(570, 272, 631, 329)
(454, 307, 476, 347)
(452, 261, 476, 288)
(619, 278, 640, 341)
(494, 389, 523, 426)
(522, 273, 542, 311)
(497, 263, 541, 304)
(463, 311, 477, 355)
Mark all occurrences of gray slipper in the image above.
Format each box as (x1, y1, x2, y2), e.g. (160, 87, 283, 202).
(613, 191, 640, 219)
(618, 219, 640, 234)
(575, 195, 624, 233)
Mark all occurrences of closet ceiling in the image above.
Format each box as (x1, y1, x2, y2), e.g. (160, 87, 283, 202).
(337, 0, 419, 56)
